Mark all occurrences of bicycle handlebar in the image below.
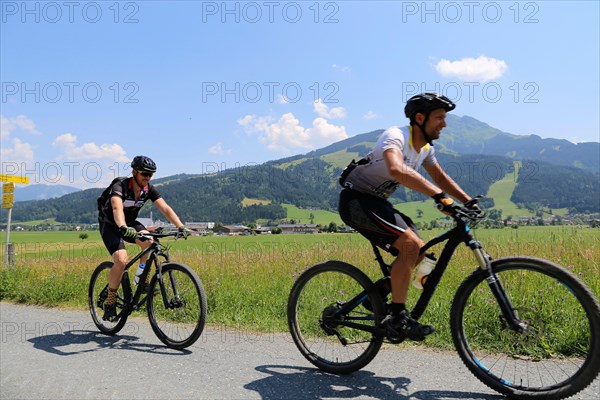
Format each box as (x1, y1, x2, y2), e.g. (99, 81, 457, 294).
(137, 229, 189, 241)
(451, 206, 486, 226)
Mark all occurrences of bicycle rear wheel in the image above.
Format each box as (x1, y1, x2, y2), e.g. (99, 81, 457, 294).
(287, 261, 385, 374)
(147, 262, 207, 349)
(88, 261, 129, 334)
(451, 257, 600, 399)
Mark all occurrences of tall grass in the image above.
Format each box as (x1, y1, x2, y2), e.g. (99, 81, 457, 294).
(1, 226, 598, 350)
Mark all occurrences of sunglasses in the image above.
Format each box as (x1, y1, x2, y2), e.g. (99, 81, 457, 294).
(136, 170, 153, 178)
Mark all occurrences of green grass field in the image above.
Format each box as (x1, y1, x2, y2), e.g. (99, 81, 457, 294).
(1, 226, 598, 353)
(319, 150, 361, 169)
(282, 203, 343, 225)
(242, 197, 272, 207)
(486, 167, 568, 217)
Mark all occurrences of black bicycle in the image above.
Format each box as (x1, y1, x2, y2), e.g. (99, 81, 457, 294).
(89, 229, 207, 349)
(287, 209, 600, 399)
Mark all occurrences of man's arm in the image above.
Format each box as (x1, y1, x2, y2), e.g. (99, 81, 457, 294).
(153, 198, 184, 228)
(111, 196, 127, 227)
(424, 163, 471, 203)
(383, 148, 441, 196)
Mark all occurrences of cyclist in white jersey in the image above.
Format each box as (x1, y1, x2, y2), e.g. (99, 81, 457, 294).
(339, 93, 482, 341)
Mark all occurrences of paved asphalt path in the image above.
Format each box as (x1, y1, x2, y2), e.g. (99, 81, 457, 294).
(1, 302, 598, 400)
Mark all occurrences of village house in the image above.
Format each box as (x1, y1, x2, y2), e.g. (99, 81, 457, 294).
(213, 225, 252, 236)
(277, 224, 319, 234)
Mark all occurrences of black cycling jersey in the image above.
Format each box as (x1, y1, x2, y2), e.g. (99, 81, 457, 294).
(98, 177, 161, 225)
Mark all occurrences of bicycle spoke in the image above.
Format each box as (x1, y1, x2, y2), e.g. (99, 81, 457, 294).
(148, 263, 206, 349)
(288, 261, 384, 374)
(88, 262, 128, 334)
(452, 258, 600, 399)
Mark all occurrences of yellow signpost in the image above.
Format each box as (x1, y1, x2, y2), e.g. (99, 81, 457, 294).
(0, 174, 29, 184)
(1, 193, 14, 208)
(1, 175, 29, 266)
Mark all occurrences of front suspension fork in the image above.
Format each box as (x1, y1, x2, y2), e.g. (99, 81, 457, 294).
(471, 244, 527, 332)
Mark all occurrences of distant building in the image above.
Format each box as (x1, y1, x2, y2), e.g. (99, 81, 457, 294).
(186, 222, 215, 236)
(277, 224, 319, 234)
(252, 226, 272, 235)
(137, 218, 154, 227)
(213, 225, 252, 236)
(186, 222, 215, 230)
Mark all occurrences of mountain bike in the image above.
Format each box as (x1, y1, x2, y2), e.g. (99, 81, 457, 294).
(287, 209, 600, 399)
(89, 229, 207, 350)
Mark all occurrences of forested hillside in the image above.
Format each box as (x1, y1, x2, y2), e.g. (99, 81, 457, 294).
(511, 162, 600, 213)
(4, 115, 598, 225)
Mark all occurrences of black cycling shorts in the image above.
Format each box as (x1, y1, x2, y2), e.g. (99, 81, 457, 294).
(99, 220, 145, 255)
(339, 188, 418, 256)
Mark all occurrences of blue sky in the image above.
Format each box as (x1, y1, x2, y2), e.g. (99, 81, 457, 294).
(1, 0, 599, 188)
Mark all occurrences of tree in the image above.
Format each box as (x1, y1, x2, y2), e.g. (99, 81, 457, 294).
(327, 222, 338, 233)
(488, 209, 502, 221)
(79, 233, 89, 240)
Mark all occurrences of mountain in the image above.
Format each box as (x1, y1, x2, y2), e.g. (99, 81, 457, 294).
(3, 116, 599, 225)
(438, 115, 599, 172)
(14, 184, 80, 202)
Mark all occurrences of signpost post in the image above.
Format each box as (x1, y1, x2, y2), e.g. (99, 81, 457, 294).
(1, 175, 30, 266)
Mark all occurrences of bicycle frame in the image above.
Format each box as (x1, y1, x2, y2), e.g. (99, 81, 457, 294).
(330, 215, 525, 337)
(119, 236, 171, 313)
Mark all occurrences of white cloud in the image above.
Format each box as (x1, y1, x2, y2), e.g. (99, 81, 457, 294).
(332, 63, 351, 73)
(238, 113, 347, 153)
(276, 94, 290, 104)
(52, 133, 129, 162)
(0, 138, 34, 163)
(362, 111, 379, 120)
(208, 142, 231, 155)
(1, 114, 41, 140)
(313, 99, 347, 119)
(436, 56, 508, 81)
(237, 115, 255, 127)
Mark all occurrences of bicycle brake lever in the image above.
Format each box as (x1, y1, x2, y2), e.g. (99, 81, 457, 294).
(137, 233, 151, 242)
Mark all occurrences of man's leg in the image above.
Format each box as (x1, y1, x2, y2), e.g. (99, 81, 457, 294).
(133, 231, 153, 287)
(135, 230, 153, 265)
(383, 229, 434, 341)
(104, 249, 128, 321)
(389, 229, 423, 304)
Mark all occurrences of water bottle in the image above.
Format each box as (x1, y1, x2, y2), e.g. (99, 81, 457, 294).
(412, 254, 436, 289)
(134, 263, 146, 285)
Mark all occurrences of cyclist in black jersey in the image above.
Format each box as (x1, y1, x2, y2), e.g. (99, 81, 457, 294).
(98, 155, 189, 321)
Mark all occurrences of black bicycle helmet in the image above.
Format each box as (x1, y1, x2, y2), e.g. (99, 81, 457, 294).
(404, 92, 456, 120)
(131, 155, 157, 173)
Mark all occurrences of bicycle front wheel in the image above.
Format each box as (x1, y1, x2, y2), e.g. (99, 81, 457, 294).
(287, 261, 385, 375)
(451, 256, 600, 400)
(88, 261, 129, 335)
(147, 262, 207, 349)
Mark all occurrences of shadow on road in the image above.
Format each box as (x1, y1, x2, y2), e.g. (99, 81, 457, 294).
(245, 365, 503, 400)
(28, 330, 191, 356)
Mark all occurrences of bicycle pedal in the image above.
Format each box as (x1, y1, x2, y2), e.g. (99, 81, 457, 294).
(384, 326, 407, 343)
(386, 335, 406, 344)
(102, 313, 119, 322)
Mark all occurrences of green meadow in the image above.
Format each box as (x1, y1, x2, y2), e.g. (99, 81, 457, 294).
(1, 226, 598, 350)
(282, 203, 343, 225)
(486, 169, 568, 217)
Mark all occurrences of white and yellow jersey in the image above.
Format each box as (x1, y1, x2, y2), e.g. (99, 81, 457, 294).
(343, 126, 437, 199)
